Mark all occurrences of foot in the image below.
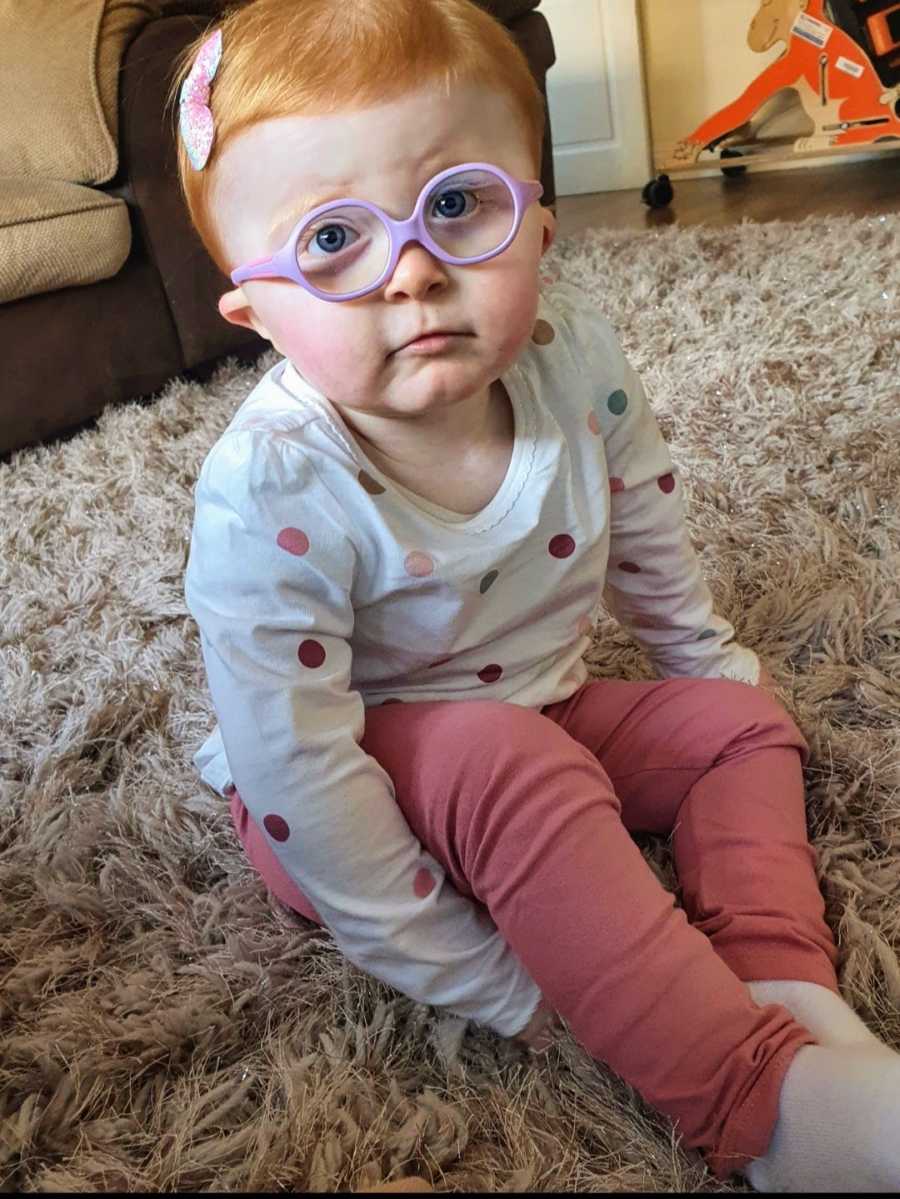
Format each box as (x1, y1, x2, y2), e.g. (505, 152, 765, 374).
(745, 1042, 900, 1192)
(747, 979, 884, 1050)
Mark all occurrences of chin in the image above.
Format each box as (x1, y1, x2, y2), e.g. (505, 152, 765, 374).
(392, 369, 494, 409)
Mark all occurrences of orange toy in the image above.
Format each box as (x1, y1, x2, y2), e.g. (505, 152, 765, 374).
(643, 0, 900, 207)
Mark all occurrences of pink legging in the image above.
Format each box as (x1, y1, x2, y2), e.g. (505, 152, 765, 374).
(229, 676, 839, 1179)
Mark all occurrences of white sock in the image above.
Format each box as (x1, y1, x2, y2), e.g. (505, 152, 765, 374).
(744, 1042, 900, 1192)
(746, 978, 885, 1050)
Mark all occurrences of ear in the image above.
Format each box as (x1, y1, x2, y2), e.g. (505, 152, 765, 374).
(218, 286, 275, 341)
(540, 206, 557, 256)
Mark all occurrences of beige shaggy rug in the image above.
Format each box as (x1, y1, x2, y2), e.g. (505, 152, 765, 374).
(2, 211, 900, 1193)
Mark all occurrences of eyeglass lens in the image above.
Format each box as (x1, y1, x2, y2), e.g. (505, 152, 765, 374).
(293, 168, 517, 297)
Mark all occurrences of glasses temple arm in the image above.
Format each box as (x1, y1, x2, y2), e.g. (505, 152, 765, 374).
(231, 254, 279, 285)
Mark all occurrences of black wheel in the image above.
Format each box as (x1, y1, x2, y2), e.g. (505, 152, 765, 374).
(720, 148, 747, 177)
(641, 173, 674, 209)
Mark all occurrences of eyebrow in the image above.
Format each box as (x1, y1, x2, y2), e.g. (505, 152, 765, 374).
(265, 156, 471, 246)
(267, 185, 352, 245)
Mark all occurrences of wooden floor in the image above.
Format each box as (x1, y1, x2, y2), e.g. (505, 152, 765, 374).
(554, 152, 900, 238)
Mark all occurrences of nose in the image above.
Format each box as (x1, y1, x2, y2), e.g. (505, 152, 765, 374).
(382, 240, 449, 301)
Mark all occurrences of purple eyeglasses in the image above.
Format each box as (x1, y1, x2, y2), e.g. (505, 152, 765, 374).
(230, 162, 543, 302)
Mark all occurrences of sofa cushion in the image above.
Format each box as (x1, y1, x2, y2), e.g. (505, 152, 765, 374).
(0, 177, 132, 304)
(0, 0, 156, 185)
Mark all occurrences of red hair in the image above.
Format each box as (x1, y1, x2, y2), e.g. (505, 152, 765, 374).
(168, 0, 546, 275)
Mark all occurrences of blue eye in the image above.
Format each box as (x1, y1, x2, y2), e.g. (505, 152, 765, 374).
(309, 224, 357, 255)
(433, 189, 476, 219)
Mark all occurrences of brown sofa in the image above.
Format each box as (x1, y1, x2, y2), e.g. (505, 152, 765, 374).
(0, 0, 556, 461)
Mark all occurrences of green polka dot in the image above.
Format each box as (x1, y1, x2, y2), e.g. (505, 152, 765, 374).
(480, 570, 499, 595)
(698, 629, 717, 640)
(607, 390, 628, 416)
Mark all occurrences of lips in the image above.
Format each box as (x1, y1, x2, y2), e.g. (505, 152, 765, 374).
(394, 329, 467, 353)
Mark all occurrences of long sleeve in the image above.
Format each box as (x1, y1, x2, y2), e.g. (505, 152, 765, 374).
(555, 284, 759, 684)
(184, 429, 541, 1036)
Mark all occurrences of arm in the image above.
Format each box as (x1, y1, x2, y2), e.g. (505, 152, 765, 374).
(601, 354, 760, 684)
(544, 279, 759, 684)
(185, 429, 541, 1036)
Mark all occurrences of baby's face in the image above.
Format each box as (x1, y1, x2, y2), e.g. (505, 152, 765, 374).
(212, 80, 555, 428)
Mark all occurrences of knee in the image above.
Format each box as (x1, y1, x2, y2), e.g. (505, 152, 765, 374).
(705, 678, 809, 763)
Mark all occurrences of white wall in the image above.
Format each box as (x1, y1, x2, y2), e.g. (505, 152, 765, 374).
(637, 0, 883, 176)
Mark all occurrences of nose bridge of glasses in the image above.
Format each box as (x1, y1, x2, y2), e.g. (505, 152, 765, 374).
(389, 211, 443, 260)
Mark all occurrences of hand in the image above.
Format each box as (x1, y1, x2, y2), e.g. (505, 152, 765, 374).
(514, 996, 564, 1054)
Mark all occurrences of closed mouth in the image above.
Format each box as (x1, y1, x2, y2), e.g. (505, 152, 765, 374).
(393, 330, 471, 354)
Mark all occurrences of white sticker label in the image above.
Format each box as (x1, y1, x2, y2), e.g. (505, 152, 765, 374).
(792, 11, 834, 48)
(836, 55, 865, 78)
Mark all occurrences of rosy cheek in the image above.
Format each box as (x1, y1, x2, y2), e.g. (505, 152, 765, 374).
(269, 305, 345, 383)
(285, 331, 337, 383)
(496, 289, 540, 358)
(487, 241, 541, 350)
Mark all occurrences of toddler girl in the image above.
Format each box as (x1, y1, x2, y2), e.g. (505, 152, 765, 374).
(176, 0, 900, 1189)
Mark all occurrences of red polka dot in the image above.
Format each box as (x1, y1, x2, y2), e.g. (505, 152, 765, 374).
(298, 639, 326, 668)
(414, 868, 436, 898)
(532, 319, 556, 345)
(658, 473, 676, 494)
(619, 561, 642, 574)
(609, 477, 625, 493)
(276, 527, 310, 556)
(263, 814, 290, 842)
(405, 551, 435, 578)
(224, 783, 237, 798)
(478, 664, 503, 684)
(587, 411, 601, 436)
(549, 534, 575, 559)
(358, 469, 386, 496)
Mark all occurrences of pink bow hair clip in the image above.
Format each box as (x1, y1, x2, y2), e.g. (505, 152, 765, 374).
(179, 28, 223, 171)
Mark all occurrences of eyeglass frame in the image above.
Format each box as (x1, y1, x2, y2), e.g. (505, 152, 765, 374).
(229, 161, 544, 302)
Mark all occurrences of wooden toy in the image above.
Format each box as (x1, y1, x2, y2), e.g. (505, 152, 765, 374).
(643, 0, 900, 207)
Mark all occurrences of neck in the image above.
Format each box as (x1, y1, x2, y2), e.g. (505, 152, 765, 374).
(342, 380, 510, 471)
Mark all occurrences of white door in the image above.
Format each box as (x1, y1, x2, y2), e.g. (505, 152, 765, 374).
(541, 0, 652, 194)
